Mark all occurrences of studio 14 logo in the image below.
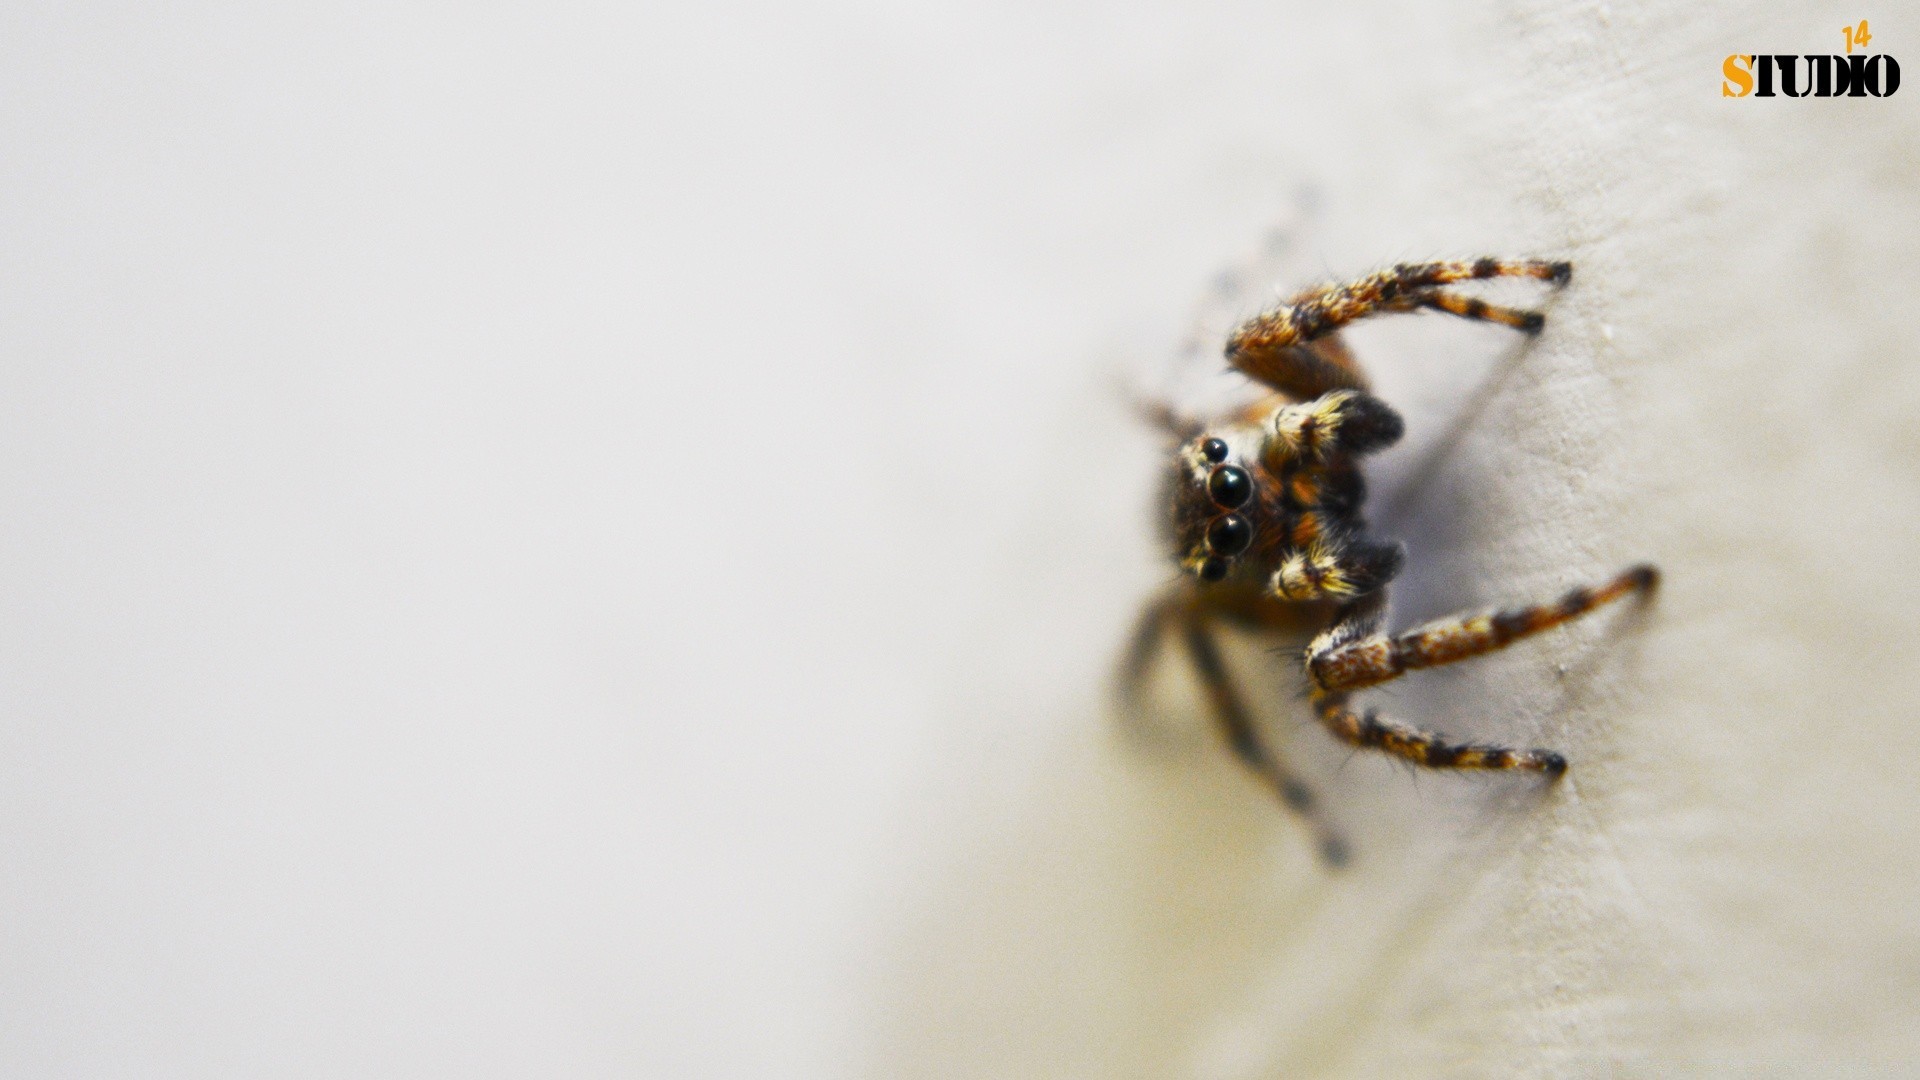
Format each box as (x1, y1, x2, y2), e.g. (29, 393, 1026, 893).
(1723, 20, 1901, 97)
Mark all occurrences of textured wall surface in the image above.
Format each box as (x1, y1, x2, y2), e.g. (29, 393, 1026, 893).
(866, 3, 1920, 1077)
(0, 2, 1913, 1077)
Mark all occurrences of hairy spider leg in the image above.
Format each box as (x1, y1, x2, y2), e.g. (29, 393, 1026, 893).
(1308, 564, 1658, 694)
(1310, 689, 1568, 774)
(1413, 290, 1549, 334)
(1227, 258, 1570, 397)
(1231, 335, 1374, 405)
(1297, 587, 1569, 774)
(1181, 618, 1348, 865)
(1294, 332, 1370, 392)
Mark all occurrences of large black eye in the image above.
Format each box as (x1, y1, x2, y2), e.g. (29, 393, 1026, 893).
(1198, 556, 1229, 582)
(1200, 437, 1229, 463)
(1206, 514, 1252, 556)
(1208, 465, 1251, 509)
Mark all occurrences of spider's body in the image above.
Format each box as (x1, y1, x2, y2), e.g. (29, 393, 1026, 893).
(1162, 393, 1399, 595)
(1122, 258, 1657, 865)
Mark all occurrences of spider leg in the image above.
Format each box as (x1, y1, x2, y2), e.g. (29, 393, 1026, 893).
(1295, 589, 1567, 774)
(1310, 689, 1567, 775)
(1227, 258, 1570, 397)
(1181, 615, 1349, 865)
(1223, 340, 1367, 402)
(1110, 591, 1201, 755)
(1123, 392, 1202, 443)
(1116, 592, 1180, 704)
(1297, 332, 1370, 391)
(1414, 289, 1550, 333)
(1308, 564, 1658, 694)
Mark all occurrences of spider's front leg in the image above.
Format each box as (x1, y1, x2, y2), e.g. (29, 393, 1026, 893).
(1310, 689, 1569, 775)
(1308, 564, 1659, 694)
(1298, 593, 1571, 775)
(1297, 564, 1659, 776)
(1227, 258, 1571, 399)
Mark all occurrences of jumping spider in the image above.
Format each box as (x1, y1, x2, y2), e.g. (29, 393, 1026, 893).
(1120, 257, 1657, 865)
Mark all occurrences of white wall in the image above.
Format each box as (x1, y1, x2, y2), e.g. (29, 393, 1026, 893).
(0, 2, 1914, 1077)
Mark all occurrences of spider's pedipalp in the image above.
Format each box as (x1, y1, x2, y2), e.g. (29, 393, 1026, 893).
(1271, 537, 1405, 603)
(1263, 390, 1404, 467)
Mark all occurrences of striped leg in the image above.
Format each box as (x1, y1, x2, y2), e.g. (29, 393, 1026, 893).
(1227, 257, 1571, 393)
(1311, 690, 1567, 775)
(1309, 565, 1659, 694)
(1416, 289, 1549, 333)
(1183, 619, 1349, 865)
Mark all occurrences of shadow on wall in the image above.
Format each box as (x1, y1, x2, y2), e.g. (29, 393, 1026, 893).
(865, 644, 1635, 1078)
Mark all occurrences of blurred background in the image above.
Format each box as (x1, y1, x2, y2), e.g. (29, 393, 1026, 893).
(1, 1, 1916, 1076)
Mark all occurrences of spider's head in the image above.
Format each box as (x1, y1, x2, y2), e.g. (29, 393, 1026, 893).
(1164, 431, 1277, 585)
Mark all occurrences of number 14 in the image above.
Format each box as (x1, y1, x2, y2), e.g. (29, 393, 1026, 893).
(1843, 19, 1873, 54)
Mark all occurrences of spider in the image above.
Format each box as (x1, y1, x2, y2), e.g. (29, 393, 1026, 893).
(1119, 257, 1657, 865)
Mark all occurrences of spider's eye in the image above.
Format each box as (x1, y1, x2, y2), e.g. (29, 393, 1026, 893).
(1200, 437, 1229, 464)
(1206, 514, 1252, 556)
(1198, 556, 1229, 582)
(1208, 465, 1252, 509)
